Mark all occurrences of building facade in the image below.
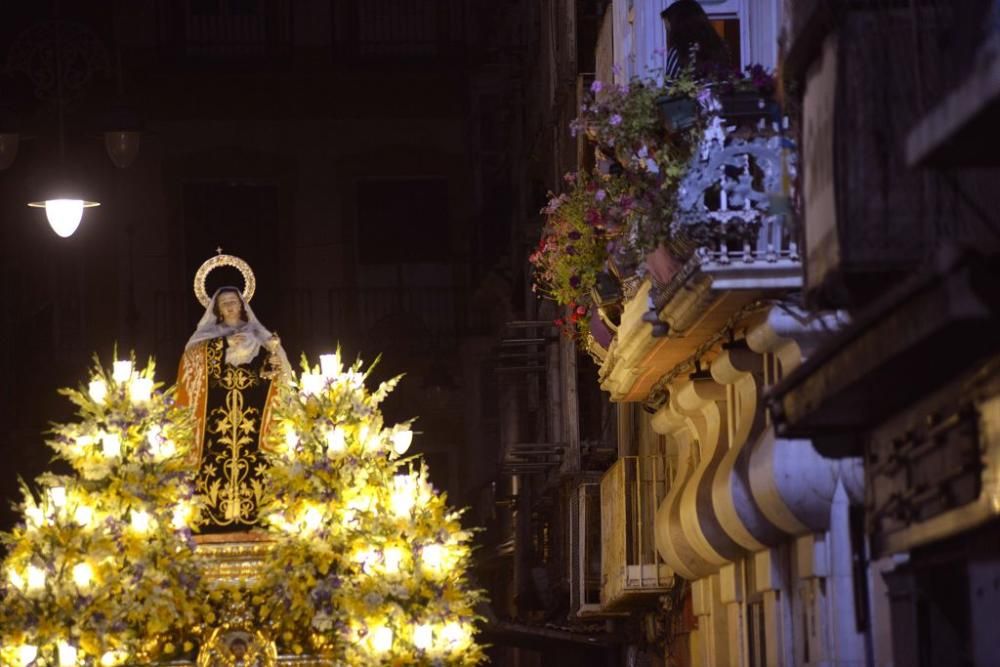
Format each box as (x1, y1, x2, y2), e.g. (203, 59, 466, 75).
(771, 2, 1000, 666)
(475, 0, 1000, 665)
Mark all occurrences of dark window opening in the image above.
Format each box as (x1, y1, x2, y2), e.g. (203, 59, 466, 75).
(709, 17, 741, 70)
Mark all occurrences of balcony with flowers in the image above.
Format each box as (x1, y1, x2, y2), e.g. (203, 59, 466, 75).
(530, 65, 801, 402)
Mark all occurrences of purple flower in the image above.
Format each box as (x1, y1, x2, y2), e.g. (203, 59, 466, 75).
(568, 231, 582, 240)
(590, 80, 604, 94)
(565, 245, 577, 255)
(569, 275, 581, 288)
(609, 114, 622, 126)
(595, 189, 606, 201)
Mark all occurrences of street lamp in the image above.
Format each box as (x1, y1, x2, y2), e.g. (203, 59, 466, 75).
(3, 17, 125, 237)
(27, 198, 100, 238)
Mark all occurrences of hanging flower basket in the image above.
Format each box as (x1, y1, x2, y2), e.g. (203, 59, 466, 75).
(655, 94, 699, 134)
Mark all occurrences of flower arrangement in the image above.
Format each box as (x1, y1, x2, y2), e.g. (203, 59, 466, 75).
(0, 351, 487, 666)
(258, 350, 485, 664)
(0, 356, 205, 667)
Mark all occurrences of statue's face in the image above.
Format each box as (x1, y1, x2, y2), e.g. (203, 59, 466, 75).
(217, 291, 244, 326)
(229, 639, 248, 659)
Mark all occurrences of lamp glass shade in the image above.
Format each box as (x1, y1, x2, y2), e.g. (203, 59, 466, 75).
(28, 199, 100, 238)
(104, 131, 140, 169)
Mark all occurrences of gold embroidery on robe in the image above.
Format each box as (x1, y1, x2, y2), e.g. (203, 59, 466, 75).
(177, 338, 279, 531)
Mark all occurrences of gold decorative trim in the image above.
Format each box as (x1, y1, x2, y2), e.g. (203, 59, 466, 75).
(194, 531, 273, 545)
(197, 625, 277, 667)
(194, 251, 256, 307)
(194, 538, 276, 586)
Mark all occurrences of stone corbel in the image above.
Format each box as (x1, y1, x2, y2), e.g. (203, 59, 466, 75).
(749, 429, 840, 534)
(710, 347, 786, 550)
(744, 305, 846, 373)
(651, 397, 708, 580)
(599, 280, 656, 401)
(672, 378, 745, 571)
(744, 306, 859, 536)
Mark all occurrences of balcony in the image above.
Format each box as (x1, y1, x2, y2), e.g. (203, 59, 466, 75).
(600, 456, 674, 609)
(596, 111, 801, 402)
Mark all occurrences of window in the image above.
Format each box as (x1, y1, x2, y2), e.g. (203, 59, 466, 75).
(710, 17, 742, 70)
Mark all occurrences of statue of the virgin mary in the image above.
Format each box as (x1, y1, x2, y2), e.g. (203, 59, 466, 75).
(176, 253, 290, 533)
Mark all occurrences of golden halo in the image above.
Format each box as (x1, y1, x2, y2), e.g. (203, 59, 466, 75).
(194, 252, 256, 308)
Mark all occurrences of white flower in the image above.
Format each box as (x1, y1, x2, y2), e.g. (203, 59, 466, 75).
(312, 613, 334, 631)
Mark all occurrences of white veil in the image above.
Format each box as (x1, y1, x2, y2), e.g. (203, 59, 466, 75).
(185, 287, 290, 370)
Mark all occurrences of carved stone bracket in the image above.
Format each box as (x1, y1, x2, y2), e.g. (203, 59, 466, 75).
(652, 398, 708, 580)
(710, 347, 786, 550)
(650, 305, 863, 580)
(654, 379, 745, 576)
(744, 306, 862, 536)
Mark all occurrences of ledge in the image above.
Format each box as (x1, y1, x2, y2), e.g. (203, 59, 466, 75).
(906, 44, 1000, 167)
(768, 246, 1000, 455)
(598, 276, 761, 402)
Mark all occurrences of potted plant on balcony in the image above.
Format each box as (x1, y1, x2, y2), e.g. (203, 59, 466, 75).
(573, 74, 705, 288)
(716, 64, 780, 124)
(530, 169, 629, 339)
(654, 68, 704, 134)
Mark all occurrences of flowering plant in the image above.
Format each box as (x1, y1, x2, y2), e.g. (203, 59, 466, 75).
(258, 351, 485, 664)
(0, 356, 205, 667)
(571, 72, 706, 258)
(530, 169, 631, 337)
(0, 351, 487, 666)
(568, 64, 779, 263)
(716, 64, 777, 96)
